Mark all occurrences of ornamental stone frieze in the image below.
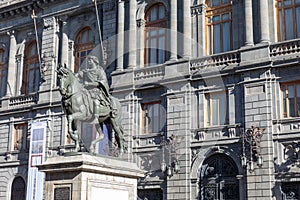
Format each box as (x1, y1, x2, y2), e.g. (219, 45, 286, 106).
(43, 17, 56, 30)
(191, 4, 206, 16)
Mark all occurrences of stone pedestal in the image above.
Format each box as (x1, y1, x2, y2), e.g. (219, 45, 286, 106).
(38, 153, 144, 200)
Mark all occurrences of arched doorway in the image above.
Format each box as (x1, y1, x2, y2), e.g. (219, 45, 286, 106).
(11, 176, 26, 200)
(199, 154, 239, 200)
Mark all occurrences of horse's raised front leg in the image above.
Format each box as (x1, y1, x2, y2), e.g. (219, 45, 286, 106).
(67, 115, 80, 152)
(89, 123, 105, 153)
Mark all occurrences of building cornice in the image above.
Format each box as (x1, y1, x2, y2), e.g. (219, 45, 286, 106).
(0, 0, 106, 21)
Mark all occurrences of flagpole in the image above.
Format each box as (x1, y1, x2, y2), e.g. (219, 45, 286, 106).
(92, 0, 105, 66)
(31, 10, 42, 67)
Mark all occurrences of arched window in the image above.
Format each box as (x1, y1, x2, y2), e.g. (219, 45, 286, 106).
(281, 182, 300, 199)
(200, 154, 239, 199)
(0, 49, 7, 97)
(206, 0, 232, 54)
(144, 3, 167, 66)
(277, 0, 300, 41)
(22, 41, 40, 94)
(74, 27, 94, 73)
(11, 176, 26, 200)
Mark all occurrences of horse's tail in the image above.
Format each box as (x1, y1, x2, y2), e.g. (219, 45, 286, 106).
(110, 96, 122, 121)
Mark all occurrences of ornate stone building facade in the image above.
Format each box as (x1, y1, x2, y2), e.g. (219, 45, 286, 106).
(0, 0, 300, 199)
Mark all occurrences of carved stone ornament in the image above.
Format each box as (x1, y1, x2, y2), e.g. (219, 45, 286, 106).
(68, 41, 74, 51)
(7, 30, 15, 37)
(136, 19, 146, 28)
(15, 54, 22, 63)
(43, 17, 55, 30)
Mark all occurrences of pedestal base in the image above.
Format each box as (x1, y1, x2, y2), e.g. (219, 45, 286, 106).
(38, 153, 144, 200)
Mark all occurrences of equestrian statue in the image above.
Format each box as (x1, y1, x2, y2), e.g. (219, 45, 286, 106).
(56, 56, 125, 155)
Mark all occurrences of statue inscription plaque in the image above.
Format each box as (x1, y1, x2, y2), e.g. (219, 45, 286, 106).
(54, 187, 71, 200)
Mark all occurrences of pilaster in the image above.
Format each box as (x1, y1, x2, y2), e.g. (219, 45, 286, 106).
(15, 51, 24, 96)
(128, 0, 137, 68)
(243, 69, 275, 199)
(40, 16, 59, 103)
(165, 81, 192, 200)
(6, 30, 17, 97)
(117, 0, 125, 71)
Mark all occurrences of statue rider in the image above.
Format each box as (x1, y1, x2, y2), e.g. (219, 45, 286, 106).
(76, 55, 112, 115)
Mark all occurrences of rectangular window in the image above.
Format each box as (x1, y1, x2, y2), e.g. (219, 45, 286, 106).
(277, 0, 300, 41)
(206, 1, 232, 54)
(142, 102, 162, 134)
(144, 4, 167, 66)
(206, 91, 228, 126)
(281, 82, 300, 118)
(14, 123, 29, 151)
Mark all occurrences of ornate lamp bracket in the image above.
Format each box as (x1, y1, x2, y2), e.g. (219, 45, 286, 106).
(160, 133, 180, 177)
(241, 126, 265, 172)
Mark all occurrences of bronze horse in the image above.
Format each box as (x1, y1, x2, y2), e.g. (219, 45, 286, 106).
(57, 64, 125, 155)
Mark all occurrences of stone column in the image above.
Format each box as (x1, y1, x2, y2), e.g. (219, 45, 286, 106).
(259, 0, 270, 43)
(6, 30, 17, 97)
(199, 5, 206, 56)
(68, 41, 74, 72)
(245, 0, 254, 46)
(182, 0, 192, 58)
(137, 19, 145, 67)
(128, 0, 137, 68)
(169, 0, 177, 61)
(191, 10, 197, 58)
(191, 4, 206, 57)
(117, 0, 125, 71)
(60, 18, 69, 67)
(228, 86, 235, 125)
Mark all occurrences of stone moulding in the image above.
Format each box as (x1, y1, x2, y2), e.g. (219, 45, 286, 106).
(37, 153, 145, 178)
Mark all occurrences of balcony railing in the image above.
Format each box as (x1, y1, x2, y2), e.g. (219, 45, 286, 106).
(193, 124, 241, 142)
(9, 93, 38, 107)
(190, 50, 240, 72)
(270, 39, 300, 57)
(134, 64, 165, 80)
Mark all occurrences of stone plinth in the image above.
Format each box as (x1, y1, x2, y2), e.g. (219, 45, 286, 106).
(37, 153, 144, 200)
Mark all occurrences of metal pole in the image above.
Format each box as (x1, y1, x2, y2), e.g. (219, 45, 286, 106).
(31, 10, 42, 67)
(92, 0, 105, 66)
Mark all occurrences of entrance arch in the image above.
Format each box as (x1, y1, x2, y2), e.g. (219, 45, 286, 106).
(199, 154, 239, 200)
(11, 176, 26, 200)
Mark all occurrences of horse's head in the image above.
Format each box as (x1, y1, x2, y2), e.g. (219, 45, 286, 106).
(57, 64, 78, 97)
